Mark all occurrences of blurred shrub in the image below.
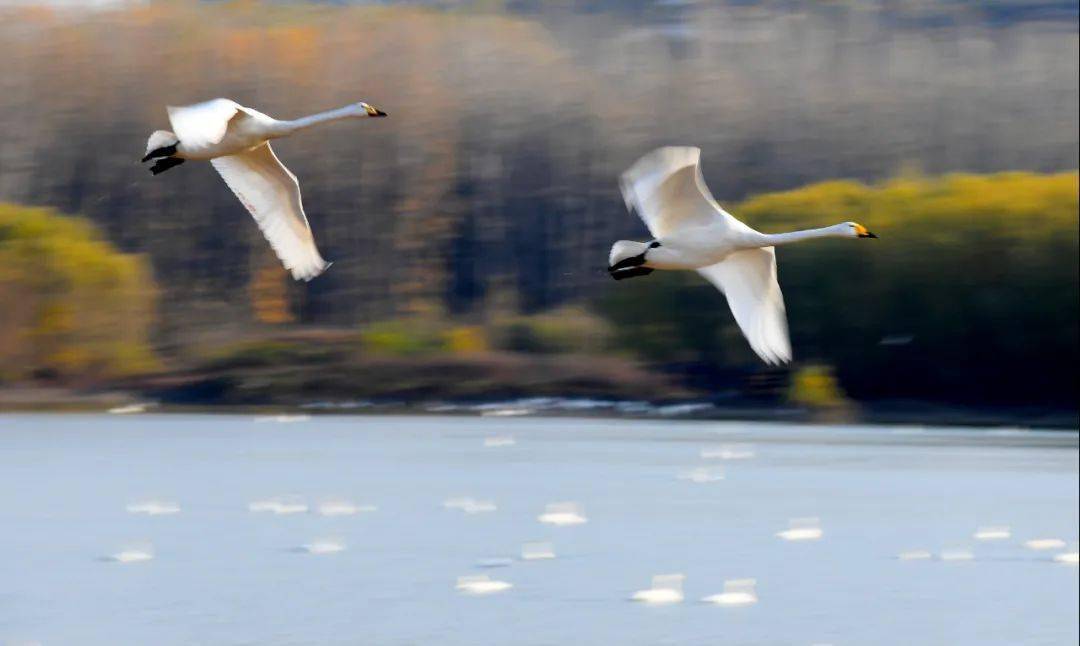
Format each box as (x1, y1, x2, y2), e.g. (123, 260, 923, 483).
(594, 172, 1079, 406)
(201, 339, 344, 371)
(788, 364, 850, 409)
(489, 306, 613, 355)
(359, 319, 449, 356)
(445, 325, 490, 355)
(356, 307, 612, 358)
(0, 203, 158, 381)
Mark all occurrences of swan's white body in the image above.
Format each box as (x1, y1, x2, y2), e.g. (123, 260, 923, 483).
(143, 98, 386, 281)
(612, 147, 876, 364)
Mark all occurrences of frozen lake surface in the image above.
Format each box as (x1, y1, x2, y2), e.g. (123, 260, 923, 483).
(1, 414, 1077, 645)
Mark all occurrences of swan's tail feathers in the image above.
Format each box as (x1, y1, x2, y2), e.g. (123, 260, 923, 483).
(149, 157, 185, 175)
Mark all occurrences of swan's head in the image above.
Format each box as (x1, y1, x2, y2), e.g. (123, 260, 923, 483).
(357, 102, 388, 118)
(845, 222, 877, 239)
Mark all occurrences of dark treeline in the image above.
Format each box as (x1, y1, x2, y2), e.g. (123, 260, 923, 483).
(0, 1, 1076, 408)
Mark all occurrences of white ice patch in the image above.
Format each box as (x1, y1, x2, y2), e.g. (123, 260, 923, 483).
(776, 518, 823, 541)
(248, 496, 309, 515)
(973, 526, 1011, 541)
(315, 500, 376, 516)
(443, 497, 497, 514)
(538, 502, 587, 526)
(456, 575, 512, 595)
(126, 500, 181, 515)
(631, 573, 685, 604)
(521, 541, 556, 560)
(702, 578, 757, 606)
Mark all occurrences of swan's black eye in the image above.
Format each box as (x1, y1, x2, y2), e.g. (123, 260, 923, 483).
(648, 241, 661, 249)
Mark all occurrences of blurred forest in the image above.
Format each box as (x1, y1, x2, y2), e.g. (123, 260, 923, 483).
(0, 1, 1076, 411)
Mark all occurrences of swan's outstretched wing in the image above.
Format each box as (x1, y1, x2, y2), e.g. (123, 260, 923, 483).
(620, 147, 753, 238)
(166, 99, 244, 150)
(697, 248, 791, 365)
(210, 143, 330, 281)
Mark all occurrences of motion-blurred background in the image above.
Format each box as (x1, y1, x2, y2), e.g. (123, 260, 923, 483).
(0, 0, 1076, 421)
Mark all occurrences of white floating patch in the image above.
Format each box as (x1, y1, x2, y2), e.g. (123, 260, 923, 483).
(443, 497, 497, 514)
(254, 414, 311, 423)
(315, 500, 376, 516)
(939, 549, 975, 561)
(538, 502, 587, 526)
(483, 436, 516, 448)
(1024, 538, 1067, 551)
(521, 541, 556, 561)
(776, 518, 823, 542)
(126, 500, 181, 515)
(1052, 551, 1079, 565)
(702, 578, 758, 606)
(631, 573, 685, 604)
(456, 574, 512, 595)
(700, 444, 755, 460)
(248, 496, 309, 515)
(107, 403, 148, 415)
(481, 408, 532, 417)
(677, 467, 724, 483)
(897, 550, 933, 561)
(107, 544, 154, 563)
(300, 538, 346, 555)
(973, 526, 1011, 541)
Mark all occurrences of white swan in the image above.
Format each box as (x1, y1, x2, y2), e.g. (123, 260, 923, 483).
(142, 98, 387, 281)
(611, 147, 877, 364)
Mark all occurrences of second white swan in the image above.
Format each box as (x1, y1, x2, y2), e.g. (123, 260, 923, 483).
(610, 147, 877, 364)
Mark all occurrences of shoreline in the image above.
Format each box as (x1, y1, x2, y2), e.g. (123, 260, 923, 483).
(1, 387, 1076, 430)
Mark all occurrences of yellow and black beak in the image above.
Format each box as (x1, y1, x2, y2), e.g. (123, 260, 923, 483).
(364, 104, 388, 117)
(854, 224, 878, 239)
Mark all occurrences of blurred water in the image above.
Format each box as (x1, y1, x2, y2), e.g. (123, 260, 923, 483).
(0, 414, 1077, 646)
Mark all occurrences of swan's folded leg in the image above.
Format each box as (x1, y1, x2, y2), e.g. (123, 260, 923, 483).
(149, 157, 185, 175)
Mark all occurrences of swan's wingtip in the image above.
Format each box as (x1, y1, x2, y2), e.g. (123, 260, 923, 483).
(292, 260, 333, 282)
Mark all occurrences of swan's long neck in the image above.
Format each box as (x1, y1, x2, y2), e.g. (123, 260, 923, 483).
(756, 224, 848, 247)
(273, 105, 365, 136)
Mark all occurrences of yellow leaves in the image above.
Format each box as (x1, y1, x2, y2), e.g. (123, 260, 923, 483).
(737, 171, 1079, 248)
(0, 203, 158, 382)
(445, 326, 489, 355)
(788, 364, 850, 409)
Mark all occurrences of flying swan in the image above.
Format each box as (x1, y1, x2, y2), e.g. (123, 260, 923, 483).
(610, 146, 877, 364)
(142, 98, 388, 281)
